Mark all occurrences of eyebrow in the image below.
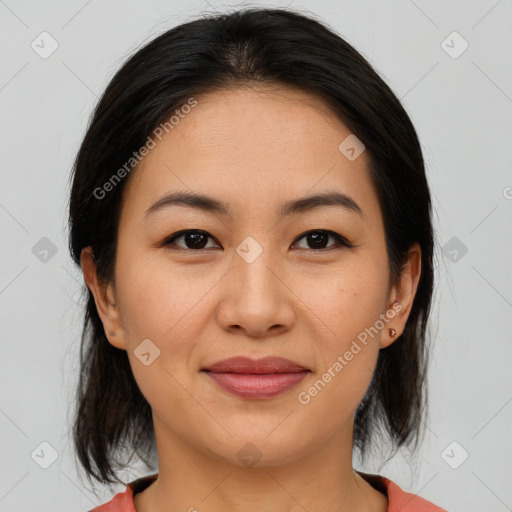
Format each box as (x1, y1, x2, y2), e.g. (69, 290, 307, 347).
(144, 190, 363, 219)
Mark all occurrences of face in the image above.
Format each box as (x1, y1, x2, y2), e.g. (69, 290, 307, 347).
(82, 85, 420, 467)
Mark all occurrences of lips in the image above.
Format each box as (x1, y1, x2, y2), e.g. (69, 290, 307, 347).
(201, 356, 310, 399)
(202, 356, 309, 374)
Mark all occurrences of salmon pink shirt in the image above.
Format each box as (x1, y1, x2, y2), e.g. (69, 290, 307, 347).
(89, 472, 448, 511)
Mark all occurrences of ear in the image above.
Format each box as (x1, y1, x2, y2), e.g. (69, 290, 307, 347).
(380, 242, 422, 349)
(80, 246, 127, 350)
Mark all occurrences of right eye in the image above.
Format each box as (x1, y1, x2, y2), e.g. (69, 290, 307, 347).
(162, 230, 221, 251)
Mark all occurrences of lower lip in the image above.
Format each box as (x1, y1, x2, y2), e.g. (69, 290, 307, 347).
(203, 371, 309, 399)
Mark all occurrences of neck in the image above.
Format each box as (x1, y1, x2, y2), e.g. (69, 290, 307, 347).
(134, 419, 387, 512)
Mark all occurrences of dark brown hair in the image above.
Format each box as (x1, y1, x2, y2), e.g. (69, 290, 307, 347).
(68, 6, 435, 489)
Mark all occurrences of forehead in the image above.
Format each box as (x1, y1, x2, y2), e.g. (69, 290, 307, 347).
(121, 86, 379, 223)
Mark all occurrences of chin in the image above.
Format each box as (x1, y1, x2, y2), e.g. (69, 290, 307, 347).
(201, 431, 311, 470)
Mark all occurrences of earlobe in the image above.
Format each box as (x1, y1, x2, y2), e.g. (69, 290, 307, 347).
(380, 243, 422, 349)
(80, 246, 127, 350)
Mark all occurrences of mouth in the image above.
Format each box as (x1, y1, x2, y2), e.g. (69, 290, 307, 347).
(201, 356, 310, 399)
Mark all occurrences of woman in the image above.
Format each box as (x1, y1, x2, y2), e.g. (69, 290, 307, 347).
(68, 7, 446, 511)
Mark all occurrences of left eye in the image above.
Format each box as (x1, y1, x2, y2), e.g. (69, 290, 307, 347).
(291, 230, 353, 251)
(162, 229, 353, 251)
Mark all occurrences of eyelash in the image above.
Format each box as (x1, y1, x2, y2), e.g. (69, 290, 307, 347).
(161, 229, 355, 252)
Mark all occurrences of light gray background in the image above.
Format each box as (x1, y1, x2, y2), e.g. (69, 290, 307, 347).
(1, 1, 511, 511)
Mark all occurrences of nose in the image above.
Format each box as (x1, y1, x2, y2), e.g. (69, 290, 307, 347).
(215, 241, 296, 339)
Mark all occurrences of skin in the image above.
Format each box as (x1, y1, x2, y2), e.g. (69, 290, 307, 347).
(81, 85, 421, 512)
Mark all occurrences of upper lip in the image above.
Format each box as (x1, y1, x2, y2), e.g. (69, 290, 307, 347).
(201, 356, 309, 374)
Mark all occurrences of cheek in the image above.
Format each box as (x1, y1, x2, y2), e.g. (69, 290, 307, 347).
(296, 345, 379, 439)
(115, 246, 215, 342)
(113, 251, 222, 400)
(309, 257, 389, 350)
(292, 285, 384, 445)
(296, 256, 388, 411)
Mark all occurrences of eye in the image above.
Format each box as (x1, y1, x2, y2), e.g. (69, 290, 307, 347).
(162, 229, 353, 252)
(291, 230, 354, 251)
(162, 230, 220, 251)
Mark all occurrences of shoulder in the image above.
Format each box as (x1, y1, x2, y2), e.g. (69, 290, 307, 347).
(87, 488, 134, 512)
(358, 471, 449, 512)
(87, 474, 158, 512)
